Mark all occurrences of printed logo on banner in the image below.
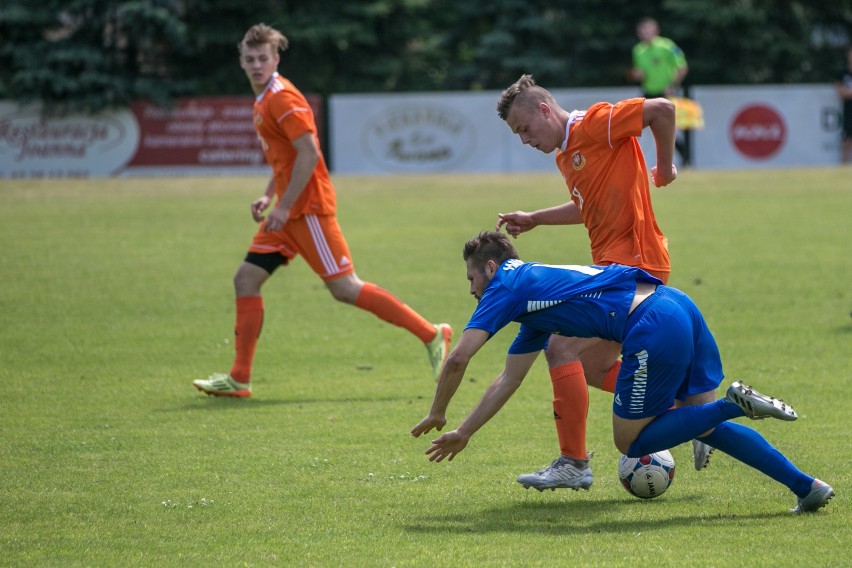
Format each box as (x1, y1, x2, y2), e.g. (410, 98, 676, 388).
(363, 104, 476, 172)
(729, 104, 787, 159)
(0, 103, 138, 178)
(129, 98, 264, 168)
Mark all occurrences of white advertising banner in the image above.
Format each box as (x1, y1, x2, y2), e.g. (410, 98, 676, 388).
(691, 84, 842, 169)
(331, 85, 843, 174)
(329, 87, 638, 174)
(1, 84, 843, 178)
(0, 102, 141, 178)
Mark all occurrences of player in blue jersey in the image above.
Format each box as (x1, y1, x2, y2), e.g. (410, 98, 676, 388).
(411, 231, 834, 513)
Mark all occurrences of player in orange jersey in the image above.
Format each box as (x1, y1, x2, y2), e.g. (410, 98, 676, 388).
(193, 23, 451, 398)
(494, 74, 712, 490)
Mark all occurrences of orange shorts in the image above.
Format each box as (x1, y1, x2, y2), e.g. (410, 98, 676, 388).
(248, 214, 355, 281)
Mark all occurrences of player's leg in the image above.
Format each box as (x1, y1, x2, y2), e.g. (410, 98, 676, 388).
(193, 250, 283, 398)
(613, 287, 796, 457)
(545, 336, 602, 460)
(674, 396, 716, 470)
(650, 259, 713, 470)
(613, 285, 732, 455)
(580, 339, 622, 392)
(229, 258, 276, 382)
(300, 214, 452, 377)
(616, 387, 832, 511)
(696, 420, 831, 511)
(516, 336, 611, 491)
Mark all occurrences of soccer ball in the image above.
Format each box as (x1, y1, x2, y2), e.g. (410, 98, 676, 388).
(618, 450, 675, 499)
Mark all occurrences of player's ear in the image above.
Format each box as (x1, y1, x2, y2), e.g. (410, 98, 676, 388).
(486, 260, 497, 278)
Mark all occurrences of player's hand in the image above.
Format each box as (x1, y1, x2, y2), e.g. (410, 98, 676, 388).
(424, 430, 469, 462)
(496, 211, 534, 238)
(411, 414, 446, 438)
(251, 195, 271, 222)
(263, 204, 290, 232)
(651, 164, 678, 188)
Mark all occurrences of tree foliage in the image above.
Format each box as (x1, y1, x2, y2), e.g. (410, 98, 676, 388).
(0, 0, 193, 113)
(1, 0, 850, 113)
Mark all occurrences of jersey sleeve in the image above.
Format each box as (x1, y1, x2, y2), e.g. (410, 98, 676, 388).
(465, 284, 521, 336)
(670, 40, 687, 69)
(580, 99, 644, 148)
(268, 90, 315, 142)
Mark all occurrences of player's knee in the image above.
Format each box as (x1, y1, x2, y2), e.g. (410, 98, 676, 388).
(544, 341, 581, 367)
(329, 285, 356, 304)
(326, 276, 361, 304)
(234, 259, 273, 295)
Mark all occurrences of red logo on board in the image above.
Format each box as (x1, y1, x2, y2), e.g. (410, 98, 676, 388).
(730, 104, 786, 159)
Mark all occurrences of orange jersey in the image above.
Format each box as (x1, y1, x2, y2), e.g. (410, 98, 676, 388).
(555, 98, 670, 274)
(253, 73, 336, 218)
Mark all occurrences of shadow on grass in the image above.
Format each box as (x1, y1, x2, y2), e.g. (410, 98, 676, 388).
(402, 498, 791, 535)
(160, 394, 415, 412)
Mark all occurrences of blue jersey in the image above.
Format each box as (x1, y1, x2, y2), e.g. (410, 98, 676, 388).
(466, 260, 662, 354)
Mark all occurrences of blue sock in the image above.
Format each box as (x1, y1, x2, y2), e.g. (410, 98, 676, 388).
(700, 422, 813, 497)
(626, 399, 743, 457)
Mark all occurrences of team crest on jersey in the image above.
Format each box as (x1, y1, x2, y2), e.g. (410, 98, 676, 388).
(255, 114, 263, 128)
(572, 151, 586, 171)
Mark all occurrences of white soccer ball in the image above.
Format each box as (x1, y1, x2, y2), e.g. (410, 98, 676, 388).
(618, 450, 675, 499)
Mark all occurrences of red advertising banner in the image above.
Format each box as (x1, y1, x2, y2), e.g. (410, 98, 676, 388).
(128, 97, 262, 168)
(0, 94, 323, 178)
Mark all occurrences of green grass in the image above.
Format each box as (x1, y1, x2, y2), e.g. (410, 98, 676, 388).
(0, 168, 849, 567)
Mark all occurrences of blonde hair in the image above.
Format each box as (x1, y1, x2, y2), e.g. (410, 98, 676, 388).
(496, 74, 555, 121)
(239, 23, 289, 53)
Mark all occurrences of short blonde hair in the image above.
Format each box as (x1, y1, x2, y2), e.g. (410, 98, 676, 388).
(496, 74, 555, 120)
(239, 23, 289, 53)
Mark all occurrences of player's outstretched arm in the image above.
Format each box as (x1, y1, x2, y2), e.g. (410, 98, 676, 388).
(411, 329, 490, 438)
(497, 202, 582, 237)
(424, 351, 539, 462)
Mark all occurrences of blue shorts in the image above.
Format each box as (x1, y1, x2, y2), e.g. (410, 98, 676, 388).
(613, 286, 723, 419)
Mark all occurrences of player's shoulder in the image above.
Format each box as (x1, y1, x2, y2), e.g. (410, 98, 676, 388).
(653, 36, 677, 48)
(584, 98, 642, 117)
(582, 101, 614, 116)
(266, 75, 306, 101)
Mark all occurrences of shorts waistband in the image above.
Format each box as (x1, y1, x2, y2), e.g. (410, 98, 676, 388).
(626, 285, 671, 330)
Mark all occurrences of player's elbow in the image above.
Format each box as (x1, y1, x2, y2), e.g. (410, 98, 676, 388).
(659, 97, 675, 114)
(302, 145, 321, 168)
(644, 98, 676, 128)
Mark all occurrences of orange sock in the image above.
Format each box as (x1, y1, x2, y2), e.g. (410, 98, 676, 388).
(600, 360, 620, 394)
(354, 282, 435, 343)
(229, 296, 264, 384)
(550, 361, 588, 460)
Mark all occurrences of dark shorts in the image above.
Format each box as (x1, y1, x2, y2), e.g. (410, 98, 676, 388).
(614, 286, 724, 419)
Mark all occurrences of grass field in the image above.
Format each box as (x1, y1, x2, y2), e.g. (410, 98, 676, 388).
(0, 168, 849, 567)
